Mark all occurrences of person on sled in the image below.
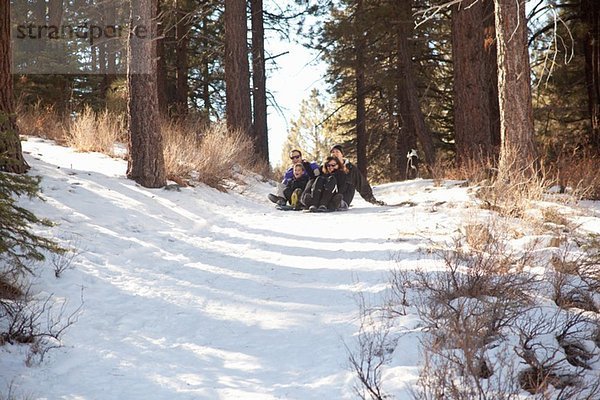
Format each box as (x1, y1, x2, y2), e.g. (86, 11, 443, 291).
(329, 144, 385, 207)
(301, 156, 348, 212)
(281, 163, 310, 210)
(268, 149, 320, 207)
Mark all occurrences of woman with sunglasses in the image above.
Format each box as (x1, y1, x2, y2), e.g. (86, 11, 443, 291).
(301, 156, 348, 212)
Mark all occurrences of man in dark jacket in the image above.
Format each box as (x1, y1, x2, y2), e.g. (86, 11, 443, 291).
(330, 144, 385, 206)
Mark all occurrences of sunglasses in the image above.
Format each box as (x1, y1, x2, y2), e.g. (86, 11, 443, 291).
(327, 163, 338, 168)
(290, 155, 301, 160)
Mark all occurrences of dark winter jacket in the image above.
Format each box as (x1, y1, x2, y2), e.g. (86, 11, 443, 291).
(341, 159, 375, 205)
(299, 164, 349, 209)
(283, 175, 309, 201)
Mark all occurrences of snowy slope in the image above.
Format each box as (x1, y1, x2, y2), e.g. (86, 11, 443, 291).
(5, 137, 595, 399)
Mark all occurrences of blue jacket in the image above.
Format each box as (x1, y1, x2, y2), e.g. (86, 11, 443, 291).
(282, 160, 320, 185)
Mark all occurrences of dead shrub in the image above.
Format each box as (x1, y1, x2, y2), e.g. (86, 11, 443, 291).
(346, 294, 393, 400)
(162, 120, 259, 190)
(518, 367, 575, 394)
(0, 287, 81, 364)
(513, 309, 600, 397)
(0, 278, 23, 301)
(16, 101, 67, 142)
(556, 155, 600, 200)
(477, 151, 551, 219)
(464, 224, 494, 252)
(404, 229, 539, 399)
(431, 155, 497, 187)
(542, 207, 571, 228)
(413, 237, 536, 345)
(66, 106, 125, 156)
(556, 288, 598, 313)
(576, 234, 600, 292)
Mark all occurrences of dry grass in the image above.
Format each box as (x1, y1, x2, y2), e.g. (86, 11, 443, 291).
(556, 155, 600, 200)
(16, 101, 67, 143)
(476, 157, 550, 219)
(162, 120, 259, 190)
(0, 277, 23, 301)
(65, 107, 126, 156)
(432, 156, 497, 187)
(18, 102, 270, 190)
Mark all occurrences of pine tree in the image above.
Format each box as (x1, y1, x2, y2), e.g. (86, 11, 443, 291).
(224, 0, 252, 135)
(0, 1, 29, 174)
(251, 0, 269, 163)
(127, 0, 167, 188)
(0, 171, 61, 279)
(451, 0, 498, 164)
(494, 0, 538, 172)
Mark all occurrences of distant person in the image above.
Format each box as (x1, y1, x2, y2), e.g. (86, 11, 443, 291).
(268, 149, 320, 206)
(282, 163, 310, 209)
(330, 144, 384, 206)
(301, 156, 346, 212)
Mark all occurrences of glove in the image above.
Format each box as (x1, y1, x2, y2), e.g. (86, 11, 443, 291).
(368, 197, 385, 206)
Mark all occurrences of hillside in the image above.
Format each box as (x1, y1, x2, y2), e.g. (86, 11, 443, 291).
(2, 137, 600, 399)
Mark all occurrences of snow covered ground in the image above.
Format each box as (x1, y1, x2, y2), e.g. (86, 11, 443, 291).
(2, 137, 599, 399)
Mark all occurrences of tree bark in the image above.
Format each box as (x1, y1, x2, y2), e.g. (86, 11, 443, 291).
(251, 0, 268, 162)
(396, 0, 436, 169)
(0, 1, 29, 173)
(224, 0, 252, 135)
(582, 0, 600, 151)
(483, 0, 501, 150)
(156, 0, 169, 115)
(355, 0, 368, 177)
(494, 0, 537, 172)
(127, 0, 166, 188)
(451, 0, 493, 164)
(201, 15, 212, 115)
(175, 0, 190, 116)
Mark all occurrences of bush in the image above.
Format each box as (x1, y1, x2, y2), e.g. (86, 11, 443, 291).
(556, 155, 600, 200)
(66, 106, 125, 156)
(162, 120, 260, 190)
(16, 101, 67, 143)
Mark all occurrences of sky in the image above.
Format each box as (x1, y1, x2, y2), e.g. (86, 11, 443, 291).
(263, 6, 328, 166)
(4, 137, 600, 399)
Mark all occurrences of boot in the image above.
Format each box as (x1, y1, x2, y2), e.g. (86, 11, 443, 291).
(268, 193, 286, 206)
(290, 188, 303, 209)
(330, 193, 343, 210)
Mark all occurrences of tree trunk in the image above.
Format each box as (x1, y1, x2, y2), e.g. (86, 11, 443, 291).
(494, 0, 537, 172)
(451, 0, 493, 164)
(0, 1, 29, 173)
(224, 0, 252, 135)
(396, 0, 436, 169)
(251, 0, 268, 162)
(355, 0, 368, 177)
(48, 0, 64, 28)
(394, 5, 418, 181)
(483, 0, 501, 150)
(175, 0, 190, 116)
(201, 15, 212, 115)
(127, 0, 166, 188)
(582, 0, 600, 151)
(156, 0, 168, 115)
